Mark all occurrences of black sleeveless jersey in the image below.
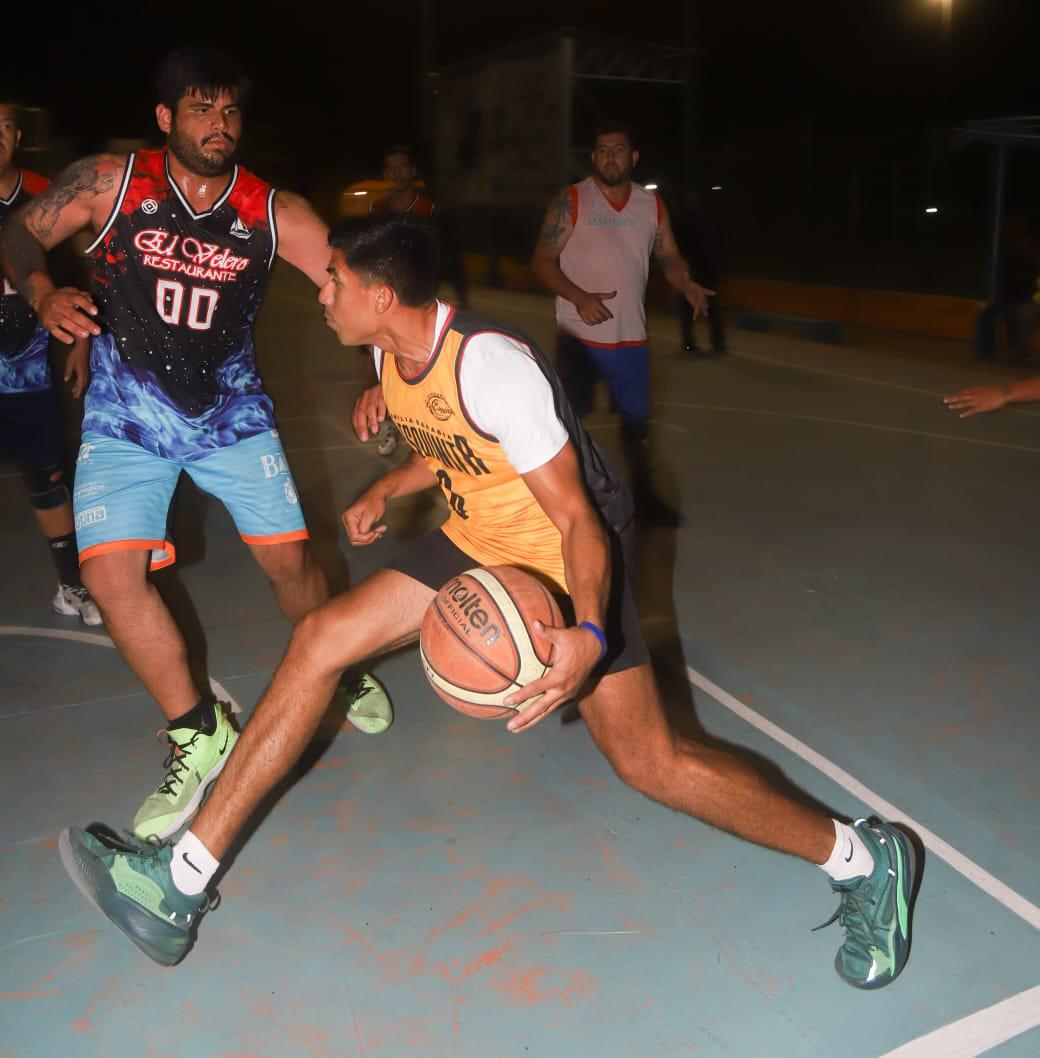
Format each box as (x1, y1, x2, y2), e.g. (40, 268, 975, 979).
(0, 169, 49, 354)
(83, 148, 279, 458)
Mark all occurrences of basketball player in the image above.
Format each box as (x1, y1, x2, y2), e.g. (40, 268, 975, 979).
(0, 100, 100, 625)
(0, 49, 391, 844)
(532, 122, 713, 527)
(60, 215, 918, 991)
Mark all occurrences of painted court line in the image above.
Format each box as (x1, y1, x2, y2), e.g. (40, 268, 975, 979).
(0, 626, 242, 713)
(686, 664, 1040, 1058)
(877, 983, 1040, 1058)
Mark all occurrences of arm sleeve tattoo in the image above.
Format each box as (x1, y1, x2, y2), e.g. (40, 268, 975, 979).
(537, 191, 573, 251)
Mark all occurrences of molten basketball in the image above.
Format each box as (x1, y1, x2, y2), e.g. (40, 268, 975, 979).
(419, 566, 564, 718)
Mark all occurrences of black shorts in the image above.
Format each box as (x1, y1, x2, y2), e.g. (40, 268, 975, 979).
(382, 528, 650, 678)
(0, 388, 63, 470)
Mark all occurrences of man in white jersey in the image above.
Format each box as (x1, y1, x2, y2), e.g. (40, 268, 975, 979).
(60, 216, 918, 995)
(532, 122, 712, 527)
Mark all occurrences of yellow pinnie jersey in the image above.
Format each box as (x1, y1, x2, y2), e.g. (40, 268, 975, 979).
(380, 307, 571, 593)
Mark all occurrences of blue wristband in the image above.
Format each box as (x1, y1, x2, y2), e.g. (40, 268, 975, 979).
(578, 621, 608, 661)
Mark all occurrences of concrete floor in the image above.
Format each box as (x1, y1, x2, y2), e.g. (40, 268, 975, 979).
(1, 275, 1038, 1057)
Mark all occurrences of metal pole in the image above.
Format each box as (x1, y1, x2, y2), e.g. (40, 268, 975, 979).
(986, 144, 1007, 302)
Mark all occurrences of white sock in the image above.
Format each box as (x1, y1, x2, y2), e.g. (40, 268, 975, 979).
(818, 819, 875, 882)
(170, 831, 219, 896)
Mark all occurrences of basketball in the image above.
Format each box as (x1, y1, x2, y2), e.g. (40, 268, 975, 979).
(419, 566, 564, 718)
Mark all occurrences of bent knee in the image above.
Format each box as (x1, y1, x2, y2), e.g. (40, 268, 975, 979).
(258, 543, 312, 585)
(290, 605, 348, 676)
(80, 550, 150, 601)
(602, 737, 677, 797)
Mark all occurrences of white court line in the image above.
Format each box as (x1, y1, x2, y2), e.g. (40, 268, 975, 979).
(661, 402, 1040, 456)
(877, 984, 1040, 1058)
(475, 293, 1040, 416)
(0, 626, 242, 713)
(687, 664, 1040, 1057)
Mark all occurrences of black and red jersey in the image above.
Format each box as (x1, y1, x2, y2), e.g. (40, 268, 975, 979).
(84, 148, 279, 457)
(0, 169, 53, 392)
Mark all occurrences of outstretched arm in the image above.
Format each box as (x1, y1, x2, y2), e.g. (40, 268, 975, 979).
(653, 200, 714, 318)
(530, 188, 617, 326)
(0, 154, 123, 343)
(944, 375, 1040, 417)
(273, 191, 331, 287)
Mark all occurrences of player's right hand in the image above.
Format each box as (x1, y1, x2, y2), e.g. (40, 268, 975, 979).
(352, 383, 387, 442)
(39, 287, 101, 345)
(574, 290, 616, 326)
(943, 385, 1009, 418)
(342, 489, 388, 546)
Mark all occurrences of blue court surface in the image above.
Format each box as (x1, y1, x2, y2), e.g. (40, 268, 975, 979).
(2, 275, 1038, 1057)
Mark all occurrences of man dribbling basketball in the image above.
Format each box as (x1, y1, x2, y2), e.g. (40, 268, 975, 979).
(60, 214, 919, 991)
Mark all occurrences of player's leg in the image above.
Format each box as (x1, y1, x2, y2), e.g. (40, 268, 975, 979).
(188, 430, 393, 734)
(59, 568, 433, 965)
(0, 388, 100, 623)
(555, 332, 600, 421)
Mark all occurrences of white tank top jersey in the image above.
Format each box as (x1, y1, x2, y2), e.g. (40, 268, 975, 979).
(556, 176, 663, 348)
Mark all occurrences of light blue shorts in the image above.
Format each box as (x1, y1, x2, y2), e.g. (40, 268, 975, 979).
(73, 430, 308, 571)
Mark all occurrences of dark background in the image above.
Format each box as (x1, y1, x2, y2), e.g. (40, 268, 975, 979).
(6, 1, 1039, 295)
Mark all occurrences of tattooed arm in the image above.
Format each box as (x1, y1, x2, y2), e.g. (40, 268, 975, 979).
(0, 154, 123, 344)
(652, 199, 714, 319)
(531, 188, 616, 326)
(273, 190, 330, 287)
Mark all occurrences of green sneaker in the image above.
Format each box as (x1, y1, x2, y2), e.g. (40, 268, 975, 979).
(133, 703, 238, 840)
(816, 818, 918, 989)
(340, 671, 393, 735)
(59, 825, 209, 966)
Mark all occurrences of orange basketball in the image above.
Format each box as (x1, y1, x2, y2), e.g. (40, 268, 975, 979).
(419, 566, 564, 719)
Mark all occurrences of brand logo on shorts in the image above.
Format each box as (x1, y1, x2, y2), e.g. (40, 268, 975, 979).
(77, 443, 97, 464)
(425, 393, 454, 421)
(283, 480, 298, 505)
(141, 199, 159, 215)
(75, 505, 108, 529)
(73, 482, 105, 502)
(259, 452, 289, 479)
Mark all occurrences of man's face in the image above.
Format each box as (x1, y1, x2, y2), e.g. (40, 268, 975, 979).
(383, 152, 415, 194)
(159, 89, 243, 177)
(319, 249, 382, 346)
(591, 133, 638, 187)
(0, 105, 21, 173)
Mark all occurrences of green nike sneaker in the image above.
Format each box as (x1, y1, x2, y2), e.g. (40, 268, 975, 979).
(59, 825, 209, 966)
(816, 818, 918, 989)
(133, 703, 237, 841)
(340, 671, 393, 735)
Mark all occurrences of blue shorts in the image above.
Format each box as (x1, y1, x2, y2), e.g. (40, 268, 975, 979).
(556, 334, 650, 439)
(73, 429, 308, 571)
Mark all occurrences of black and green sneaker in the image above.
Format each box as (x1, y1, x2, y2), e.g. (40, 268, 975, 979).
(59, 825, 210, 967)
(816, 818, 918, 989)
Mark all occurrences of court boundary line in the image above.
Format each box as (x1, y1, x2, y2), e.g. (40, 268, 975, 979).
(686, 664, 1040, 1057)
(0, 626, 242, 713)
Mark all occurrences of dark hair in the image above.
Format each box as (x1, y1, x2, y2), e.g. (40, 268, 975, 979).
(328, 214, 439, 308)
(156, 47, 251, 111)
(383, 145, 416, 166)
(0, 96, 22, 124)
(593, 120, 636, 148)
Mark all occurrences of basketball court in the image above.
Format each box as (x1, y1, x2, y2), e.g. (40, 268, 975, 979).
(1, 272, 1038, 1057)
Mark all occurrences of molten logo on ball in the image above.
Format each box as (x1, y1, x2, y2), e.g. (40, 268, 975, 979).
(441, 577, 501, 646)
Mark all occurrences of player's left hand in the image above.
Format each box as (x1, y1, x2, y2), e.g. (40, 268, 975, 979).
(685, 280, 715, 319)
(943, 385, 1008, 418)
(341, 488, 388, 546)
(64, 342, 89, 398)
(503, 622, 602, 733)
(353, 384, 387, 442)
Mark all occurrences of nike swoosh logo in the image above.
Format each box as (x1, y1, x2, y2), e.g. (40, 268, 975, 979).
(182, 852, 203, 874)
(220, 731, 230, 755)
(893, 836, 910, 936)
(844, 839, 854, 863)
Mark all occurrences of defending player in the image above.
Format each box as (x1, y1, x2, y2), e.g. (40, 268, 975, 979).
(0, 50, 391, 843)
(0, 100, 100, 625)
(532, 122, 713, 527)
(60, 215, 918, 991)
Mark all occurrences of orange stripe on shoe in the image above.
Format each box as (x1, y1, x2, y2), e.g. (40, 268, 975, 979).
(240, 529, 310, 546)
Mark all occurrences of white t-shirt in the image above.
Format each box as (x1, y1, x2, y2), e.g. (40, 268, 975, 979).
(373, 303, 569, 474)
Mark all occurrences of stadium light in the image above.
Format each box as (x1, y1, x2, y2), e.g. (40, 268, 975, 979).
(353, 190, 368, 197)
(645, 183, 658, 190)
(925, 206, 939, 214)
(711, 185, 722, 191)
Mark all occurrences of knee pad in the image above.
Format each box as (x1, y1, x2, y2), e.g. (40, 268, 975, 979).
(21, 463, 70, 510)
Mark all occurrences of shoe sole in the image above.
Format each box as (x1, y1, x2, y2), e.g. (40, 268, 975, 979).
(53, 596, 103, 627)
(58, 829, 189, 967)
(346, 711, 393, 735)
(135, 740, 235, 842)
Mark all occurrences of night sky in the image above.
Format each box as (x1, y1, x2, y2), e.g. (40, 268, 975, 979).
(9, 2, 1038, 164)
